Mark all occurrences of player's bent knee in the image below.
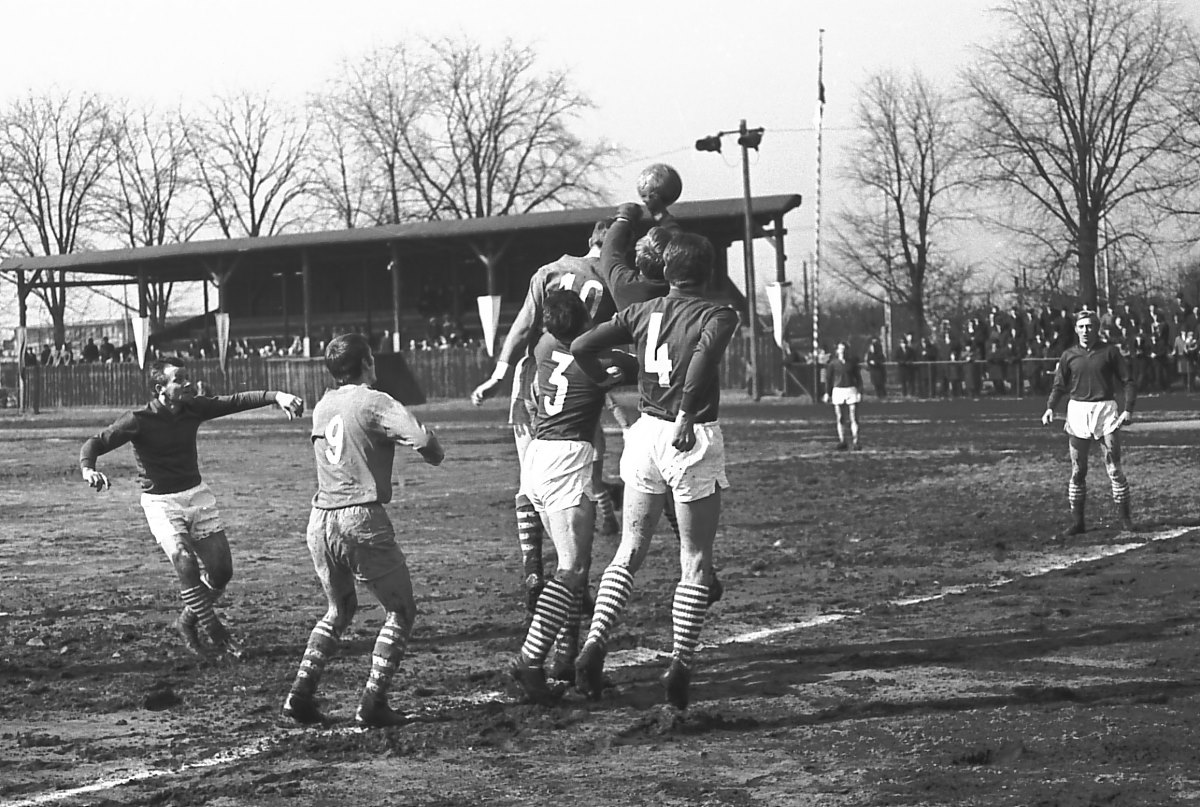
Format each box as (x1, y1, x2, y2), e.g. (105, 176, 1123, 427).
(551, 567, 586, 591)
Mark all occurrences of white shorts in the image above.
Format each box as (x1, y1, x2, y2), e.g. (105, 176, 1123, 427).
(519, 438, 596, 513)
(620, 415, 728, 502)
(1064, 399, 1123, 440)
(141, 482, 224, 552)
(831, 386, 862, 406)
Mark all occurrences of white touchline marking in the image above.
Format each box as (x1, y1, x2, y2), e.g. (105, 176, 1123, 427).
(3, 526, 1192, 807)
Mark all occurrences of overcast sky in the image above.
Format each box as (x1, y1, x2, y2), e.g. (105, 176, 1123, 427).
(1, 0, 1196, 329)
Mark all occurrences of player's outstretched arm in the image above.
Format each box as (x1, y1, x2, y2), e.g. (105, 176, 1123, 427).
(274, 392, 305, 419)
(472, 291, 538, 405)
(79, 416, 135, 493)
(571, 320, 635, 384)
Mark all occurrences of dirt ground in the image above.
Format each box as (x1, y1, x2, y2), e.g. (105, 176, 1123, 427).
(4, 391, 1200, 807)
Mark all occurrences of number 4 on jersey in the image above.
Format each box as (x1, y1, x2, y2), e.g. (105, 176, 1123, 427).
(644, 312, 673, 387)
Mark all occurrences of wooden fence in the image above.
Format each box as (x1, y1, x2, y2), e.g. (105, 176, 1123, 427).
(0, 334, 790, 410)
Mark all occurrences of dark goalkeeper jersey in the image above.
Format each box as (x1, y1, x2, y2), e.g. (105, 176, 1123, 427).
(1046, 342, 1136, 411)
(572, 288, 739, 423)
(531, 332, 637, 442)
(310, 384, 434, 509)
(79, 392, 280, 494)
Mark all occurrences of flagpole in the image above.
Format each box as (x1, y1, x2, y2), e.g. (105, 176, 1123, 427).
(812, 28, 825, 403)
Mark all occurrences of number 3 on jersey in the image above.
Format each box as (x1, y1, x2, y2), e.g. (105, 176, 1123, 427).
(644, 312, 673, 387)
(544, 350, 575, 415)
(323, 415, 345, 464)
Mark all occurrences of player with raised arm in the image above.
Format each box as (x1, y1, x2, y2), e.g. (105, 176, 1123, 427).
(1041, 309, 1137, 536)
(79, 359, 304, 658)
(571, 232, 739, 710)
(469, 220, 625, 620)
(283, 333, 444, 728)
(509, 290, 638, 704)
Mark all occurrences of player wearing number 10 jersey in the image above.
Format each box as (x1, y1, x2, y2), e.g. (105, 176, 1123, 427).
(570, 232, 739, 709)
(283, 334, 444, 728)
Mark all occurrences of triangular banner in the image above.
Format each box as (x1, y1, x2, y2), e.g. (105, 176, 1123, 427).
(477, 294, 503, 357)
(215, 313, 231, 373)
(14, 327, 27, 366)
(764, 281, 792, 349)
(131, 315, 151, 370)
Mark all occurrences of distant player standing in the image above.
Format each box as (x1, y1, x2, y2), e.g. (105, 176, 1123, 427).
(571, 232, 739, 709)
(283, 333, 444, 727)
(1041, 309, 1136, 536)
(509, 290, 638, 704)
(825, 341, 864, 450)
(470, 220, 624, 617)
(79, 358, 304, 657)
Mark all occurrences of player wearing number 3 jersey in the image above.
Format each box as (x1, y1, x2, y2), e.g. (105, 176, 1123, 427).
(283, 334, 444, 728)
(571, 232, 739, 709)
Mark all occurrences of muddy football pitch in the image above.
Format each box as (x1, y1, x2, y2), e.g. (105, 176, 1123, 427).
(3, 393, 1200, 807)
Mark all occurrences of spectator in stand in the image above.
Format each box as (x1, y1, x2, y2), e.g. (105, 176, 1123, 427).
(1130, 331, 1152, 392)
(895, 333, 918, 396)
(39, 343, 52, 366)
(936, 330, 958, 398)
(965, 319, 986, 397)
(1172, 314, 1198, 392)
(98, 336, 117, 363)
(919, 336, 938, 398)
(1148, 310, 1171, 391)
(81, 337, 101, 363)
(865, 337, 887, 399)
(986, 330, 1009, 394)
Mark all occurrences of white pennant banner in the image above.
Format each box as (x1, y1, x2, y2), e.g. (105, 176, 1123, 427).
(764, 281, 792, 349)
(131, 316, 151, 369)
(477, 294, 503, 357)
(215, 313, 231, 372)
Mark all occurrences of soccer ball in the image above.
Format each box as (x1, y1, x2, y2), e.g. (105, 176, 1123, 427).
(636, 163, 683, 208)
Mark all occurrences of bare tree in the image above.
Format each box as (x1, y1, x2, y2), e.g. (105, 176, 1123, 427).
(101, 105, 214, 328)
(831, 70, 972, 336)
(184, 91, 314, 238)
(311, 44, 430, 227)
(0, 90, 115, 345)
(411, 37, 620, 220)
(965, 0, 1197, 308)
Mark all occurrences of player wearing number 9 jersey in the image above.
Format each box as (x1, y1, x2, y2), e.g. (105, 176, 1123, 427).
(283, 333, 444, 729)
(509, 290, 638, 704)
(570, 232, 738, 710)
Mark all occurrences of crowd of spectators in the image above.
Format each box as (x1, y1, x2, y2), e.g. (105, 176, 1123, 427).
(869, 297, 1200, 398)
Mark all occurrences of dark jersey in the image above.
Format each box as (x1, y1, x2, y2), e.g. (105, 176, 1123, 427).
(1047, 342, 1136, 411)
(598, 218, 670, 310)
(827, 357, 862, 389)
(310, 384, 434, 509)
(79, 392, 278, 494)
(531, 333, 637, 442)
(572, 289, 738, 423)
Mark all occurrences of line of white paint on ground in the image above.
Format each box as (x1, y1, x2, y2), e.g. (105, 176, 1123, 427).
(4, 526, 1191, 807)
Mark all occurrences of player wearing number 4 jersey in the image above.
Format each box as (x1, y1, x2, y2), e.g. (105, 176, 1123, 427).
(571, 232, 739, 709)
(470, 219, 627, 623)
(283, 334, 444, 728)
(509, 290, 638, 704)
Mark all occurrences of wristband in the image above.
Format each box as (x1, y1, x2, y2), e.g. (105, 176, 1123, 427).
(490, 360, 510, 381)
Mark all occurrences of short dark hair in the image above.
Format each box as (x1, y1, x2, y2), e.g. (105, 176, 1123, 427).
(150, 357, 186, 387)
(663, 233, 714, 288)
(635, 226, 673, 281)
(325, 333, 373, 383)
(543, 289, 590, 340)
(589, 218, 614, 249)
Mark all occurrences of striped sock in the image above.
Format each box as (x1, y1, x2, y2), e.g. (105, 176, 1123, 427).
(1111, 480, 1129, 506)
(1068, 481, 1085, 511)
(520, 579, 576, 665)
(516, 503, 544, 585)
(290, 617, 340, 698)
(671, 582, 711, 667)
(594, 488, 616, 529)
(362, 620, 409, 703)
(549, 588, 583, 663)
(585, 565, 635, 650)
(180, 585, 222, 641)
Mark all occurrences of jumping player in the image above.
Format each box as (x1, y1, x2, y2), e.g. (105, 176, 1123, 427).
(283, 333, 444, 727)
(509, 290, 638, 704)
(79, 359, 304, 657)
(470, 220, 625, 619)
(825, 341, 864, 450)
(571, 232, 739, 709)
(1041, 309, 1136, 536)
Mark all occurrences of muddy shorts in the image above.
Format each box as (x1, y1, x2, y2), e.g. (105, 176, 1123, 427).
(519, 438, 596, 513)
(1064, 399, 1123, 440)
(306, 504, 408, 585)
(620, 415, 728, 502)
(140, 482, 223, 551)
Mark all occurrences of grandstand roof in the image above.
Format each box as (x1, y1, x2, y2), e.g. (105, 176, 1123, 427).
(0, 194, 803, 283)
